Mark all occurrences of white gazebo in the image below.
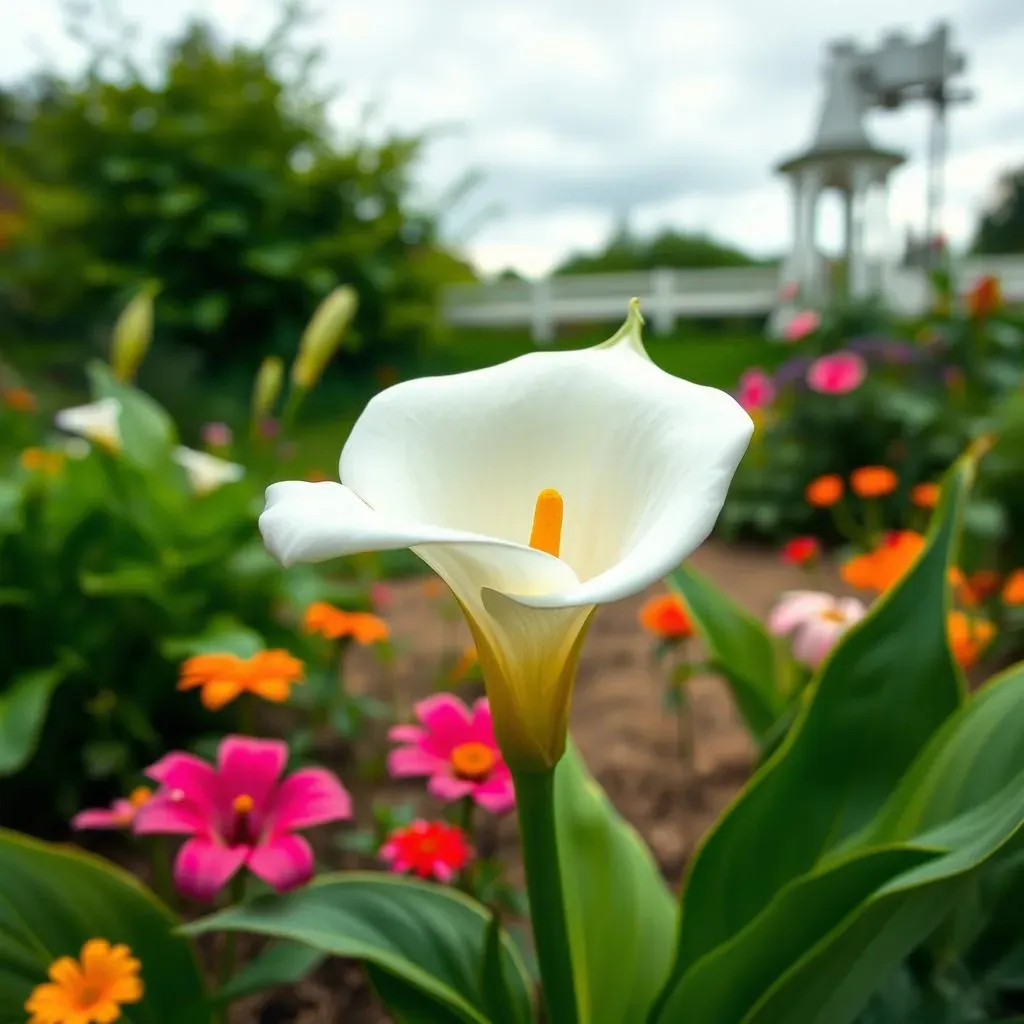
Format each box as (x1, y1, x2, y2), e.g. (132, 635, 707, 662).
(776, 39, 906, 306)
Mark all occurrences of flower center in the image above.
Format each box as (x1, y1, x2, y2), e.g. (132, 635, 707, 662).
(820, 609, 847, 623)
(450, 741, 496, 781)
(129, 786, 151, 808)
(232, 793, 255, 815)
(529, 488, 563, 557)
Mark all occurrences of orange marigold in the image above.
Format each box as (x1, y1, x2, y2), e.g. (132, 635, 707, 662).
(850, 465, 898, 499)
(25, 938, 143, 1024)
(178, 649, 304, 710)
(910, 482, 940, 509)
(303, 601, 391, 645)
(967, 274, 1002, 319)
(20, 447, 65, 476)
(1003, 570, 1024, 606)
(947, 612, 996, 669)
(841, 531, 925, 593)
(639, 593, 694, 640)
(805, 474, 844, 508)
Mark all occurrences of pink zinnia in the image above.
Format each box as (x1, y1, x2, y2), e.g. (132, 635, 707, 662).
(737, 368, 776, 411)
(782, 310, 821, 342)
(806, 351, 867, 395)
(387, 694, 515, 814)
(134, 736, 351, 902)
(201, 421, 232, 448)
(379, 820, 471, 883)
(767, 591, 866, 667)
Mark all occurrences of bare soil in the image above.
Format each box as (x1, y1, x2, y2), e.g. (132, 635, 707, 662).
(230, 541, 833, 1023)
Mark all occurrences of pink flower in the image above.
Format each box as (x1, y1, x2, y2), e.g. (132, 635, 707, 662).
(782, 310, 821, 342)
(72, 787, 152, 831)
(201, 421, 232, 448)
(370, 582, 393, 611)
(806, 351, 867, 395)
(134, 736, 351, 902)
(386, 694, 515, 814)
(767, 591, 867, 667)
(737, 368, 776, 411)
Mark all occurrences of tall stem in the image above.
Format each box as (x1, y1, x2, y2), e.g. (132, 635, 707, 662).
(513, 767, 578, 1024)
(216, 873, 248, 1020)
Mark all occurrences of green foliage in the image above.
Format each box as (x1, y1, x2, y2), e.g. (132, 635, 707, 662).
(973, 167, 1024, 255)
(0, 7, 472, 407)
(185, 873, 535, 1024)
(0, 829, 209, 1023)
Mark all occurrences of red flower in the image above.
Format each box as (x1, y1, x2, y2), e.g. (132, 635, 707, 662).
(379, 820, 471, 883)
(782, 536, 820, 566)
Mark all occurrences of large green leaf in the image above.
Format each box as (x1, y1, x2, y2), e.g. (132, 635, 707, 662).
(185, 872, 533, 1024)
(667, 564, 788, 739)
(555, 741, 677, 1024)
(0, 665, 65, 776)
(658, 452, 972, 998)
(0, 830, 207, 1024)
(216, 941, 325, 1003)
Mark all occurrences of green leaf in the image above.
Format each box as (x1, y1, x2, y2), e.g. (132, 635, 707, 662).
(555, 741, 677, 1024)
(658, 452, 972, 1001)
(0, 478, 24, 533)
(79, 564, 167, 599)
(216, 940, 325, 1003)
(184, 873, 533, 1024)
(0, 665, 65, 775)
(480, 909, 532, 1024)
(0, 830, 208, 1024)
(160, 618, 266, 659)
(87, 359, 177, 466)
(668, 564, 788, 740)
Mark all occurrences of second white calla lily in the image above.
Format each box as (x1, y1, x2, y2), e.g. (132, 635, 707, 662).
(260, 301, 753, 770)
(54, 398, 122, 452)
(172, 446, 245, 495)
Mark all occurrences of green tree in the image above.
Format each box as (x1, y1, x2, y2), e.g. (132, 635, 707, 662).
(0, 7, 472, 382)
(973, 166, 1024, 255)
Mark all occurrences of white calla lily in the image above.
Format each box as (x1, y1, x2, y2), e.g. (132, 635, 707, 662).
(172, 446, 245, 495)
(54, 397, 122, 452)
(260, 301, 753, 769)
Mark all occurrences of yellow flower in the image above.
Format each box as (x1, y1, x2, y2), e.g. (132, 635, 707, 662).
(25, 938, 143, 1024)
(259, 301, 752, 770)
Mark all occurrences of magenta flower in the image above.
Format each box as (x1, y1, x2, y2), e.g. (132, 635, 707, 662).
(387, 694, 515, 814)
(737, 368, 776, 411)
(201, 421, 233, 448)
(768, 591, 866, 667)
(134, 736, 351, 902)
(782, 310, 821, 342)
(72, 787, 152, 831)
(807, 351, 867, 395)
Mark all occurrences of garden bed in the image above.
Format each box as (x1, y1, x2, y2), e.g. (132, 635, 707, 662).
(218, 540, 843, 1023)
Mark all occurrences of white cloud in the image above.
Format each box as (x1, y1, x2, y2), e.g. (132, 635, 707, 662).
(0, 0, 1019, 277)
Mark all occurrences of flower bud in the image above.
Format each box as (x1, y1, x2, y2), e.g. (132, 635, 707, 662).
(111, 284, 158, 383)
(252, 356, 284, 423)
(291, 286, 358, 390)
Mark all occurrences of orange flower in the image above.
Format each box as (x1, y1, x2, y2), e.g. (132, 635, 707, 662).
(947, 611, 996, 669)
(450, 645, 478, 682)
(967, 274, 1002, 319)
(850, 466, 898, 499)
(639, 593, 694, 640)
(25, 938, 143, 1024)
(841, 531, 925, 593)
(20, 447, 65, 476)
(422, 578, 445, 599)
(3, 387, 36, 412)
(303, 601, 390, 645)
(805, 474, 844, 507)
(947, 568, 978, 607)
(178, 649, 305, 710)
(910, 482, 940, 509)
(1003, 570, 1024, 606)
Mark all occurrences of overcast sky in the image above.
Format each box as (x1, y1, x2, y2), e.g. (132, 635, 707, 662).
(1, 0, 1021, 277)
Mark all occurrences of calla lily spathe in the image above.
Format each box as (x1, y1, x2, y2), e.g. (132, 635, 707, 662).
(172, 445, 245, 494)
(260, 302, 753, 770)
(54, 397, 122, 452)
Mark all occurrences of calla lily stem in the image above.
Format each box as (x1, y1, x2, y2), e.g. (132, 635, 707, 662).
(513, 767, 579, 1024)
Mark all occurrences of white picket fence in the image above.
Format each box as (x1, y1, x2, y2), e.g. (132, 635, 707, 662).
(441, 255, 1024, 342)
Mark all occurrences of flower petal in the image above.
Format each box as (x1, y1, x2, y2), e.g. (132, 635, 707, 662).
(144, 752, 218, 819)
(216, 736, 287, 812)
(426, 772, 476, 803)
(265, 768, 352, 832)
(133, 792, 205, 836)
(792, 619, 840, 667)
(387, 724, 426, 744)
(767, 591, 836, 636)
(71, 803, 132, 830)
(173, 838, 248, 902)
(246, 834, 315, 892)
(472, 775, 517, 815)
(387, 746, 443, 778)
(414, 693, 473, 751)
